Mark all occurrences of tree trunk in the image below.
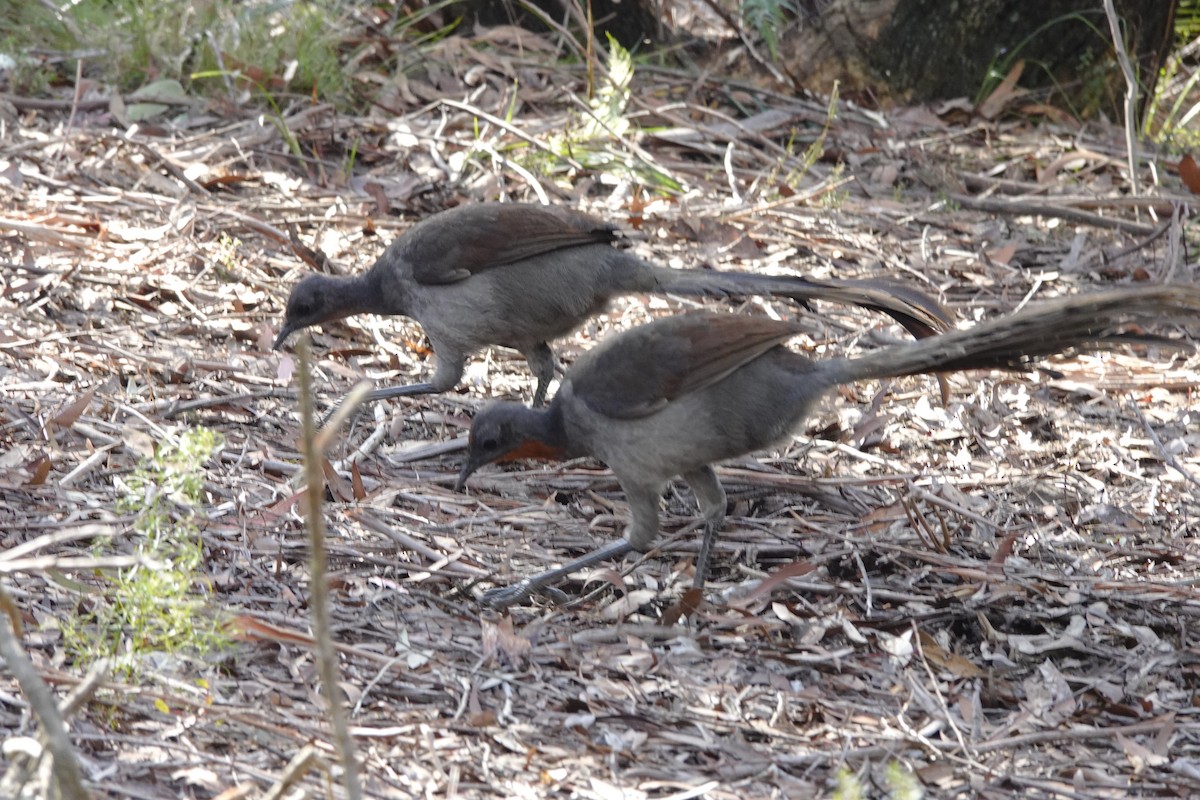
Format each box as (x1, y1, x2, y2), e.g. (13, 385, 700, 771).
(774, 0, 1177, 118)
(460, 0, 662, 49)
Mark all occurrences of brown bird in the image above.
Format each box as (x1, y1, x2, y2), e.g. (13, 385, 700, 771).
(456, 285, 1199, 609)
(273, 202, 952, 406)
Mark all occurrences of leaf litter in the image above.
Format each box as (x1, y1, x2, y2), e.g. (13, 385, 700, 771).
(1, 24, 1199, 799)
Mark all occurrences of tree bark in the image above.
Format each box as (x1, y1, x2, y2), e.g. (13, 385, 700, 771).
(461, 0, 662, 49)
(774, 0, 1177, 117)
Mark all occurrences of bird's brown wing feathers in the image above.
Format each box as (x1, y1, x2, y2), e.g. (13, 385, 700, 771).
(406, 203, 619, 285)
(571, 313, 805, 419)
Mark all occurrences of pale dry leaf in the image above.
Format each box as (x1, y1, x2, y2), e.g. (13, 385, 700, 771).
(877, 629, 914, 668)
(561, 712, 595, 729)
(0, 159, 23, 189)
(599, 589, 656, 621)
(277, 352, 295, 383)
(1021, 659, 1076, 726)
(1116, 733, 1168, 774)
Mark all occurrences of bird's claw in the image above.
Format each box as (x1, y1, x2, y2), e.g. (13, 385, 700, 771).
(479, 580, 536, 610)
(479, 579, 572, 610)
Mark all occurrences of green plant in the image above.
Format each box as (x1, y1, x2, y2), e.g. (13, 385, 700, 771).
(584, 32, 634, 141)
(818, 163, 850, 210)
(61, 428, 227, 674)
(215, 233, 244, 280)
(832, 766, 865, 800)
(0, 51, 56, 96)
(883, 761, 922, 800)
(764, 82, 840, 200)
(198, 0, 355, 105)
(7, 0, 360, 108)
(392, 0, 465, 56)
(1142, 41, 1200, 150)
(544, 32, 632, 162)
(534, 33, 681, 193)
(1178, 1, 1200, 40)
(742, 0, 789, 60)
(342, 136, 360, 183)
(0, 0, 78, 92)
(832, 762, 924, 800)
(803, 84, 839, 174)
(975, 11, 1109, 118)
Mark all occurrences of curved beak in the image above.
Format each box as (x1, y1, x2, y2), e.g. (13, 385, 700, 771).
(272, 322, 298, 351)
(454, 457, 481, 493)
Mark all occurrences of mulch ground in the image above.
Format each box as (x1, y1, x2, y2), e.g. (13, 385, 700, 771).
(2, 27, 1199, 799)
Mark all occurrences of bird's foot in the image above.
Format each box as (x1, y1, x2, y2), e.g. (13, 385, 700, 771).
(479, 579, 537, 610)
(479, 579, 570, 610)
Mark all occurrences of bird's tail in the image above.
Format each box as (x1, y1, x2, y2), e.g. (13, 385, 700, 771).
(653, 267, 954, 340)
(822, 285, 1200, 385)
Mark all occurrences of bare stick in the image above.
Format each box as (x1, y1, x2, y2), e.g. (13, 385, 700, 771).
(1103, 0, 1140, 198)
(1130, 400, 1200, 491)
(296, 336, 362, 800)
(0, 586, 88, 800)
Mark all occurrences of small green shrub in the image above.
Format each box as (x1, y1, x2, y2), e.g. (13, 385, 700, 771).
(531, 33, 681, 193)
(61, 428, 227, 674)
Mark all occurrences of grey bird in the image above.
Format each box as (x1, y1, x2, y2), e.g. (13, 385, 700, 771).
(455, 285, 1199, 609)
(272, 202, 953, 406)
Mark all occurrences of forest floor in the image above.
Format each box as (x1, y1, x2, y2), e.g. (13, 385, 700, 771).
(2, 24, 1200, 800)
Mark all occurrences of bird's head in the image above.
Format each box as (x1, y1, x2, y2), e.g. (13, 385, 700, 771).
(456, 402, 565, 491)
(273, 274, 342, 350)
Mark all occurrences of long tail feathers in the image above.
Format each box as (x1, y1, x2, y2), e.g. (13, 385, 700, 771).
(830, 285, 1200, 384)
(657, 268, 954, 340)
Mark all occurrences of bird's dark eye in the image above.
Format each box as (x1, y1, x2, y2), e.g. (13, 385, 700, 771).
(480, 437, 498, 452)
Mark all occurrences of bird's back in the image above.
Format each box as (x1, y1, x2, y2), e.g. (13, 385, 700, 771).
(409, 244, 654, 354)
(558, 313, 822, 483)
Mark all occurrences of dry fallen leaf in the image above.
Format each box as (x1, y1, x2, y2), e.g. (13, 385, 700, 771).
(1117, 732, 1169, 774)
(599, 589, 656, 621)
(480, 616, 531, 664)
(977, 59, 1026, 119)
(48, 389, 94, 431)
(351, 460, 366, 501)
(737, 560, 818, 603)
(322, 458, 355, 503)
(226, 615, 315, 646)
(1178, 154, 1200, 195)
(876, 629, 914, 669)
(661, 587, 703, 625)
(918, 630, 984, 678)
(23, 454, 52, 486)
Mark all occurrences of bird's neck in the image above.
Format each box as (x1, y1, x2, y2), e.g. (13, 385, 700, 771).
(502, 403, 571, 463)
(338, 268, 395, 317)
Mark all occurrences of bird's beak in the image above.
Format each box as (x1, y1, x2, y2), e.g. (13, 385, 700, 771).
(454, 457, 481, 493)
(272, 322, 297, 351)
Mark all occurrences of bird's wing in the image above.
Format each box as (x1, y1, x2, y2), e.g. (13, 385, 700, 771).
(405, 203, 620, 285)
(570, 313, 805, 419)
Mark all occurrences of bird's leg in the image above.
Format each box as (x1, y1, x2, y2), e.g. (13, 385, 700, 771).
(480, 539, 634, 610)
(361, 381, 439, 403)
(683, 467, 727, 591)
(319, 351, 464, 428)
(693, 519, 723, 592)
(361, 349, 465, 405)
(480, 482, 665, 609)
(522, 341, 556, 407)
(319, 380, 438, 428)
